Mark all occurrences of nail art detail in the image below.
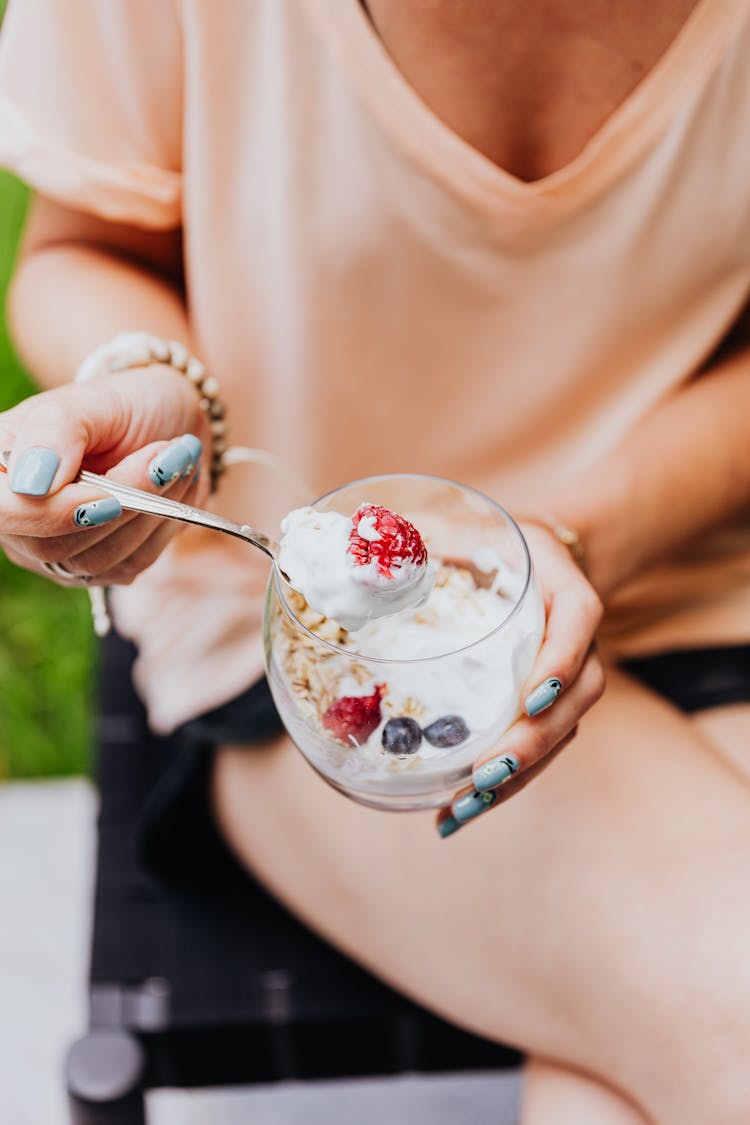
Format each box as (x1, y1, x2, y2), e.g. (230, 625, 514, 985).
(10, 447, 60, 496)
(472, 754, 520, 793)
(73, 497, 123, 528)
(148, 441, 194, 487)
(178, 434, 202, 477)
(452, 789, 497, 825)
(438, 815, 463, 839)
(524, 677, 563, 717)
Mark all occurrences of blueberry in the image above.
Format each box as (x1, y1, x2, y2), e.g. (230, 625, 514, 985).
(382, 717, 422, 756)
(423, 714, 470, 748)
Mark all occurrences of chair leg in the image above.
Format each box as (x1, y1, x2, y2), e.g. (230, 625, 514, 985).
(66, 1030, 147, 1125)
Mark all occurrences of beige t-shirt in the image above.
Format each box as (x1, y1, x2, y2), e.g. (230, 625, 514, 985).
(2, 0, 750, 732)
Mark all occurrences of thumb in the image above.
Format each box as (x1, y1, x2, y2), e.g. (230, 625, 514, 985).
(1, 388, 92, 497)
(2, 370, 203, 497)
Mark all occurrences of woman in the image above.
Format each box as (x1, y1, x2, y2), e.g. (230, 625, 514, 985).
(1, 1, 750, 1119)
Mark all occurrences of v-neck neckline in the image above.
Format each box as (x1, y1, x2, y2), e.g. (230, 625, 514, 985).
(307, 0, 743, 221)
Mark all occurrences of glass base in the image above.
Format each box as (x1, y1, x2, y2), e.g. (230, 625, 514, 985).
(324, 776, 462, 812)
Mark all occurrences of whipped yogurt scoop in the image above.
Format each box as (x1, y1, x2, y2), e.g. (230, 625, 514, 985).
(278, 503, 436, 631)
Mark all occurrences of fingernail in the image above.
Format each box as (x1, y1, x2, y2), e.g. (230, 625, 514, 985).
(10, 447, 60, 496)
(438, 815, 463, 839)
(452, 789, 497, 825)
(473, 753, 520, 793)
(524, 677, 562, 717)
(73, 497, 123, 527)
(178, 433, 202, 477)
(148, 440, 194, 487)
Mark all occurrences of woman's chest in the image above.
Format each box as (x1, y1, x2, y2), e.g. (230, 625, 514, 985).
(362, 0, 700, 180)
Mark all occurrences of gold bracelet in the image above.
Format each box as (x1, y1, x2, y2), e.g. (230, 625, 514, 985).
(75, 331, 227, 493)
(512, 511, 588, 575)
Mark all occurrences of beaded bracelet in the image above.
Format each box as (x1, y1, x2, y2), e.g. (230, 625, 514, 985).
(74, 332, 227, 636)
(75, 331, 227, 492)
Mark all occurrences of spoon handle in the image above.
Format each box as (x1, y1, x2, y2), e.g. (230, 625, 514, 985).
(84, 470, 280, 561)
(0, 450, 280, 565)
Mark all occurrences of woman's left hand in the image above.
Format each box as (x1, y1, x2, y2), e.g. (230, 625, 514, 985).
(437, 522, 605, 837)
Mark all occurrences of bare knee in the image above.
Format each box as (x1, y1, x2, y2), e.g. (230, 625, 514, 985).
(521, 1059, 650, 1125)
(634, 983, 750, 1125)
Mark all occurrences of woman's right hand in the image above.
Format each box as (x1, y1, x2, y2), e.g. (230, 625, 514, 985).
(0, 364, 212, 586)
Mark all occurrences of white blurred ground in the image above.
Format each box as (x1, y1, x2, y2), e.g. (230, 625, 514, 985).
(0, 779, 520, 1124)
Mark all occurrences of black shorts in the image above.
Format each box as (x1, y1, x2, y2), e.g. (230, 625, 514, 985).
(137, 644, 750, 887)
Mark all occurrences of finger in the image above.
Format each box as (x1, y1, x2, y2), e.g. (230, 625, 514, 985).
(65, 438, 202, 560)
(64, 462, 203, 583)
(475, 652, 604, 780)
(0, 395, 36, 450)
(0, 535, 96, 587)
(435, 728, 581, 839)
(2, 383, 112, 498)
(521, 569, 603, 720)
(80, 499, 191, 586)
(2, 371, 174, 498)
(2, 366, 209, 501)
(0, 435, 202, 542)
(2, 436, 202, 587)
(3, 460, 201, 587)
(436, 654, 605, 835)
(488, 726, 579, 806)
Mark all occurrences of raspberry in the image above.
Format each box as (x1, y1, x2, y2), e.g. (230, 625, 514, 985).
(348, 504, 428, 578)
(322, 684, 385, 744)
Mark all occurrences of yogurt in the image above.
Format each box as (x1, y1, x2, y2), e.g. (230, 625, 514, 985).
(278, 504, 435, 631)
(269, 555, 545, 807)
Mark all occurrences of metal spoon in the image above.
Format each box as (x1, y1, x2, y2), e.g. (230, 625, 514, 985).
(0, 449, 286, 575)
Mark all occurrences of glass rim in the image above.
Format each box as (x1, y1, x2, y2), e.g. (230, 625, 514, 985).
(272, 473, 535, 665)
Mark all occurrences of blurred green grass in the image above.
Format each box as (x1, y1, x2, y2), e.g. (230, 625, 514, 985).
(0, 171, 95, 779)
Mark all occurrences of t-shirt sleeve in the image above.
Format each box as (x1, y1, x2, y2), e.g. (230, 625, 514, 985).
(0, 0, 182, 229)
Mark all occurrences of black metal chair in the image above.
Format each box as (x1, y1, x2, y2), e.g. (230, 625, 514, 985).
(66, 633, 520, 1124)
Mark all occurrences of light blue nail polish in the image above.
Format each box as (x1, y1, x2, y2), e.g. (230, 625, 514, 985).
(73, 497, 123, 527)
(178, 434, 202, 477)
(472, 754, 520, 793)
(10, 447, 60, 496)
(524, 677, 563, 717)
(179, 433, 202, 459)
(438, 815, 462, 839)
(148, 441, 193, 487)
(452, 789, 497, 825)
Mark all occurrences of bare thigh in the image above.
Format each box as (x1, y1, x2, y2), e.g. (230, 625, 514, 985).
(213, 669, 750, 1124)
(517, 700, 750, 1125)
(690, 702, 750, 783)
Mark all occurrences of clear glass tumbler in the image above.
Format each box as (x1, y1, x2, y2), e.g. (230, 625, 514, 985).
(263, 474, 544, 810)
